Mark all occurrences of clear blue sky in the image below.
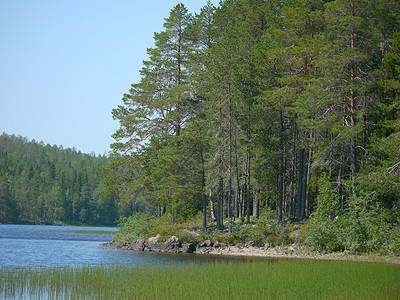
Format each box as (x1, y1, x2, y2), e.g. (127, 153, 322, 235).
(0, 0, 217, 155)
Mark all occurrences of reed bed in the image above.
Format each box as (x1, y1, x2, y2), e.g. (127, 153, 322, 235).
(1, 259, 399, 299)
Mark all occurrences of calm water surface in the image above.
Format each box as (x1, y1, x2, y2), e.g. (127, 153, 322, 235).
(0, 224, 264, 268)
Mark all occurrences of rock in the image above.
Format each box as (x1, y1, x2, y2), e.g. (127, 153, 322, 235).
(180, 243, 196, 253)
(196, 247, 210, 254)
(130, 238, 146, 251)
(262, 242, 270, 249)
(198, 240, 213, 247)
(163, 236, 181, 253)
(244, 241, 255, 248)
(196, 240, 213, 253)
(119, 243, 130, 250)
(147, 234, 161, 243)
(284, 244, 296, 251)
(214, 241, 227, 249)
(144, 234, 163, 252)
(101, 241, 116, 247)
(166, 236, 179, 244)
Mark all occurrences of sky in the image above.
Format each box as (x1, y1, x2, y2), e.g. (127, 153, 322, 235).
(0, 0, 218, 155)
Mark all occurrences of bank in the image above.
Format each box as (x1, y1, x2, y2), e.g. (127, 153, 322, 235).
(102, 234, 400, 265)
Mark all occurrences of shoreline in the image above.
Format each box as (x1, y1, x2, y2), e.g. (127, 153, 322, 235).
(102, 239, 400, 265)
(201, 245, 400, 264)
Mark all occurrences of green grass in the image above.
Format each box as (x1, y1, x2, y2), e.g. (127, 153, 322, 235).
(1, 259, 399, 299)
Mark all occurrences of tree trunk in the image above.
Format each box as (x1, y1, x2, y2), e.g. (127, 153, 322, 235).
(277, 109, 284, 222)
(297, 148, 304, 221)
(240, 185, 244, 222)
(228, 83, 232, 222)
(350, 0, 357, 191)
(247, 150, 251, 223)
(209, 188, 216, 223)
(301, 150, 308, 220)
(234, 127, 241, 221)
(202, 171, 207, 229)
(253, 190, 259, 218)
(217, 175, 223, 228)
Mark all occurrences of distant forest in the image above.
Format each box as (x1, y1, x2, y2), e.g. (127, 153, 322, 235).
(0, 133, 122, 225)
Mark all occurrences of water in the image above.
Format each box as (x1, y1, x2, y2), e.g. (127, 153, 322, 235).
(0, 224, 262, 268)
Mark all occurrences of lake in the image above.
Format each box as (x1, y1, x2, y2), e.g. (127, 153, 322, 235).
(0, 224, 260, 268)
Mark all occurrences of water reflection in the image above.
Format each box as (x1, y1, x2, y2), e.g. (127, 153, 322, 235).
(0, 224, 277, 268)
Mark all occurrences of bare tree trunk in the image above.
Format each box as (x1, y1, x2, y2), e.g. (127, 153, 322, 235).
(158, 206, 166, 218)
(297, 148, 304, 221)
(202, 172, 207, 229)
(199, 143, 207, 229)
(217, 175, 223, 228)
(240, 185, 244, 222)
(228, 83, 232, 222)
(301, 150, 308, 220)
(350, 0, 357, 192)
(234, 188, 238, 221)
(247, 150, 251, 223)
(277, 109, 284, 222)
(234, 127, 241, 221)
(209, 188, 216, 223)
(288, 182, 294, 220)
(253, 189, 259, 218)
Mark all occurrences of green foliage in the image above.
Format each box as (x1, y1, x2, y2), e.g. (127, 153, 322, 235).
(303, 175, 342, 252)
(225, 209, 294, 246)
(101, 0, 400, 255)
(304, 175, 400, 254)
(113, 212, 206, 244)
(0, 133, 120, 226)
(113, 213, 156, 242)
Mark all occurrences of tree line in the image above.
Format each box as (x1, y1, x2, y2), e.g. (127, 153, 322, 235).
(100, 0, 400, 236)
(0, 133, 122, 225)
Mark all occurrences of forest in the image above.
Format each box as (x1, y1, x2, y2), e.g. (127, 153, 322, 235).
(0, 133, 121, 225)
(100, 0, 400, 254)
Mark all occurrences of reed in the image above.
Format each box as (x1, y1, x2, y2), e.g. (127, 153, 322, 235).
(1, 259, 399, 299)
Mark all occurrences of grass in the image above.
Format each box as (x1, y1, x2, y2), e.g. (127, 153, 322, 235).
(1, 259, 399, 299)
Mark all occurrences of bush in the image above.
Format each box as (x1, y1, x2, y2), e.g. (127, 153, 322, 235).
(223, 209, 294, 247)
(303, 218, 341, 252)
(388, 225, 400, 255)
(256, 209, 295, 245)
(113, 213, 156, 242)
(304, 175, 400, 254)
(303, 175, 342, 252)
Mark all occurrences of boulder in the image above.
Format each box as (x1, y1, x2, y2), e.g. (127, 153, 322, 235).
(163, 236, 181, 253)
(244, 241, 255, 248)
(130, 238, 146, 251)
(198, 240, 213, 248)
(180, 243, 196, 253)
(144, 234, 163, 252)
(147, 234, 161, 243)
(166, 235, 179, 244)
(214, 241, 227, 249)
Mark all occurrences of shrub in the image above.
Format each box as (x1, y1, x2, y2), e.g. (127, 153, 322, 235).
(303, 175, 341, 252)
(113, 213, 156, 242)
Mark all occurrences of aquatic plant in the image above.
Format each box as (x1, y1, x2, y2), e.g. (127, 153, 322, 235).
(1, 259, 399, 299)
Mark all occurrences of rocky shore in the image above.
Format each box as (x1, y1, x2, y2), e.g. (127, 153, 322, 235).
(101, 235, 400, 264)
